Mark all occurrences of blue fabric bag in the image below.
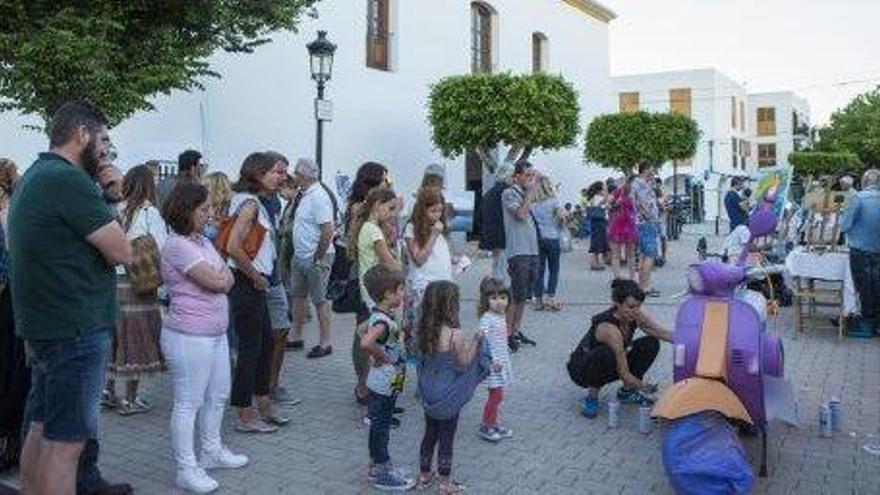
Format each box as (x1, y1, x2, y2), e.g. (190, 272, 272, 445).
(418, 339, 490, 420)
(662, 411, 754, 495)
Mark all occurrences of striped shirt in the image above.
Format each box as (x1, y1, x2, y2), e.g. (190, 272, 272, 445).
(481, 312, 512, 388)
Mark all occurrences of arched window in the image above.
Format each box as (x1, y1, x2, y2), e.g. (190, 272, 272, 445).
(366, 0, 390, 70)
(532, 32, 548, 72)
(471, 3, 494, 73)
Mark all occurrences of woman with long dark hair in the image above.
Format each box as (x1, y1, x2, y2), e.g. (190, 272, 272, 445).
(226, 152, 287, 433)
(106, 164, 167, 415)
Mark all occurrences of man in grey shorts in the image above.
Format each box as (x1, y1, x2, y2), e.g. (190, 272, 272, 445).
(289, 158, 336, 359)
(502, 160, 540, 351)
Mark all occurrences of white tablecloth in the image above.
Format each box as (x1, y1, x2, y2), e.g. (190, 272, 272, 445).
(784, 248, 859, 315)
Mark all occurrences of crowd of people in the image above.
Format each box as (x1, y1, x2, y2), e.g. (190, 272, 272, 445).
(0, 101, 681, 494)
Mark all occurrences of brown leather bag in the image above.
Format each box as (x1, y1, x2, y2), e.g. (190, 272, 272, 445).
(214, 199, 267, 260)
(127, 234, 162, 294)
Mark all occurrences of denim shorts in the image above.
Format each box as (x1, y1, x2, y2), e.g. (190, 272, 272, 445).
(266, 283, 291, 332)
(24, 330, 110, 442)
(638, 223, 659, 259)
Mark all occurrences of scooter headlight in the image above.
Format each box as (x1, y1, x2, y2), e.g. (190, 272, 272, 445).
(687, 265, 705, 294)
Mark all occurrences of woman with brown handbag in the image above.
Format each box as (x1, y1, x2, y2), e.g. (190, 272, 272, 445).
(106, 164, 167, 415)
(223, 152, 288, 433)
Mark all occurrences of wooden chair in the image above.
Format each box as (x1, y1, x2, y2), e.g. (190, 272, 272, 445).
(792, 276, 845, 339)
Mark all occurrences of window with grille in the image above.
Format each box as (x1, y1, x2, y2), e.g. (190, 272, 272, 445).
(757, 107, 776, 136)
(366, 0, 390, 70)
(731, 97, 737, 128)
(619, 92, 639, 113)
(758, 143, 777, 167)
(532, 32, 548, 73)
(670, 88, 691, 117)
(471, 3, 493, 73)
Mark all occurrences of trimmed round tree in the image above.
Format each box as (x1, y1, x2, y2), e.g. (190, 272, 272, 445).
(427, 72, 580, 173)
(788, 151, 863, 177)
(583, 111, 700, 174)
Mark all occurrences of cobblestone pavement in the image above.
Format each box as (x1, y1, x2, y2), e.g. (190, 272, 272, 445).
(4, 228, 880, 494)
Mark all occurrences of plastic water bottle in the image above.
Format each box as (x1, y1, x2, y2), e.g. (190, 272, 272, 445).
(638, 404, 653, 434)
(828, 397, 842, 432)
(819, 404, 833, 438)
(607, 400, 620, 429)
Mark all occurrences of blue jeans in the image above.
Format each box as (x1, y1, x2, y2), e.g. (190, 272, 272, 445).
(535, 238, 561, 298)
(24, 330, 110, 442)
(368, 391, 397, 465)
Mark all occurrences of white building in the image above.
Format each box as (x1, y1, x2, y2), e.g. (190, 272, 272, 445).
(0, 0, 617, 214)
(612, 68, 811, 223)
(612, 68, 755, 220)
(747, 91, 811, 170)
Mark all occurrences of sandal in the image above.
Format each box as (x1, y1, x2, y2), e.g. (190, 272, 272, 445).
(416, 472, 435, 490)
(235, 419, 278, 434)
(439, 479, 467, 494)
(262, 411, 291, 426)
(117, 398, 151, 416)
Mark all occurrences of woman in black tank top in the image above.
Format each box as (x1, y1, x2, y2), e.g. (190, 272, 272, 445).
(567, 279, 673, 418)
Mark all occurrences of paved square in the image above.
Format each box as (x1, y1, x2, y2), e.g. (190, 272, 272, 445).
(5, 229, 880, 494)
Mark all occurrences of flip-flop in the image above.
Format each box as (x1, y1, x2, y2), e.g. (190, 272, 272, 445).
(235, 419, 278, 433)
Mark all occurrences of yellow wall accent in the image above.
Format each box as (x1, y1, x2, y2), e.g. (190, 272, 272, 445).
(561, 0, 617, 23)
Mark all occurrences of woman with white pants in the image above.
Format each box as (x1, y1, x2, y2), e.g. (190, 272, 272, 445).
(160, 183, 248, 493)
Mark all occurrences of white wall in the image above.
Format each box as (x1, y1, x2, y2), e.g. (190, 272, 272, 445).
(0, 0, 614, 204)
(611, 68, 752, 218)
(748, 91, 811, 171)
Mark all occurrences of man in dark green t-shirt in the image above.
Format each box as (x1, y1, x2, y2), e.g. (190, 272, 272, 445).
(8, 101, 130, 495)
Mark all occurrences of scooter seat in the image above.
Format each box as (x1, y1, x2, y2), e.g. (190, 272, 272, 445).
(652, 377, 753, 425)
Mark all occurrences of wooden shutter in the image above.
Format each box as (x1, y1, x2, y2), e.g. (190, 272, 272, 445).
(670, 88, 691, 117)
(619, 92, 639, 113)
(366, 0, 389, 70)
(757, 107, 776, 136)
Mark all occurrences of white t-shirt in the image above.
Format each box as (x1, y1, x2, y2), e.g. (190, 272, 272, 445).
(227, 193, 275, 276)
(292, 182, 335, 260)
(403, 222, 452, 291)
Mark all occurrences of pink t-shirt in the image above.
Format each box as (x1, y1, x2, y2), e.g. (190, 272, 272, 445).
(161, 234, 229, 336)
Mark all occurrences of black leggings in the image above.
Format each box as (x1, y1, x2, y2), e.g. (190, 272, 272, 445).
(570, 336, 659, 389)
(229, 270, 272, 407)
(851, 248, 880, 321)
(420, 413, 459, 477)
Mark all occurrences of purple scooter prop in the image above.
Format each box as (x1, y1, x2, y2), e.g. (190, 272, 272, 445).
(654, 189, 785, 478)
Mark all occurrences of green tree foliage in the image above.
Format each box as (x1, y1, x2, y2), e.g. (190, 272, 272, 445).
(815, 88, 880, 167)
(427, 72, 580, 172)
(788, 151, 863, 176)
(0, 1, 318, 125)
(584, 111, 701, 174)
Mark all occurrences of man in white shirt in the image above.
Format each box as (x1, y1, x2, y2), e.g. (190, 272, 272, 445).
(289, 158, 336, 359)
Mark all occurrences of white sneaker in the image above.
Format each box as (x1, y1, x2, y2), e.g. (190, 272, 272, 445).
(176, 466, 219, 494)
(200, 447, 249, 469)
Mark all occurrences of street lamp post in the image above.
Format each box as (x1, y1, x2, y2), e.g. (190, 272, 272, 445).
(307, 30, 337, 180)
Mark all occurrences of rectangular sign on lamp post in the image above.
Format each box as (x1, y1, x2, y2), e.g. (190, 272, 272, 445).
(315, 99, 333, 121)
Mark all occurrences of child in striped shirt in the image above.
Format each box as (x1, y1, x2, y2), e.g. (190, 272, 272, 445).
(477, 277, 514, 442)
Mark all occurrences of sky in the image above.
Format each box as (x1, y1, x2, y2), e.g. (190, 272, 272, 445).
(606, 0, 880, 125)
